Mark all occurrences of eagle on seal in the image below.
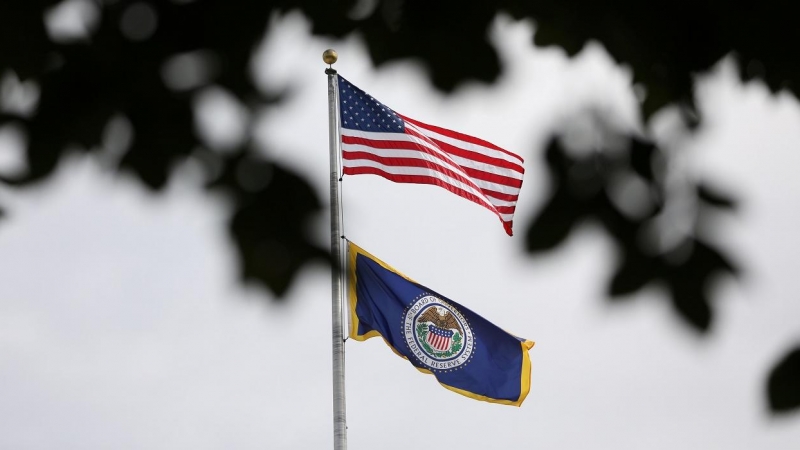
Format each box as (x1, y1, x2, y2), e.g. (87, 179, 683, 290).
(418, 307, 463, 335)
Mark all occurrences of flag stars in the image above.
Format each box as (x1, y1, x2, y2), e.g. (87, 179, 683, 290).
(337, 76, 405, 133)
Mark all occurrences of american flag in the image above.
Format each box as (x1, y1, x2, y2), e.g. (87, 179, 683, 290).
(337, 75, 524, 236)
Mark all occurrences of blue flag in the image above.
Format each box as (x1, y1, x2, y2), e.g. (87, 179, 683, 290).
(347, 242, 534, 406)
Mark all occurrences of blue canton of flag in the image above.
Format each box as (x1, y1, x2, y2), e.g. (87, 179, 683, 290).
(338, 78, 405, 133)
(347, 241, 535, 406)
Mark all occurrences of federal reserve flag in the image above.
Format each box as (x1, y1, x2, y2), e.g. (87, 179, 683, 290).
(347, 242, 535, 406)
(337, 75, 524, 236)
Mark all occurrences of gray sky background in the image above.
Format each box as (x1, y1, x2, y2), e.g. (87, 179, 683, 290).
(1, 11, 799, 449)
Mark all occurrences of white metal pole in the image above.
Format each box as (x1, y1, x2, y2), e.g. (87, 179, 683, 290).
(324, 49, 347, 450)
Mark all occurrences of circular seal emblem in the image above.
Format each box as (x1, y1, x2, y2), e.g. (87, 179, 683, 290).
(403, 294, 474, 372)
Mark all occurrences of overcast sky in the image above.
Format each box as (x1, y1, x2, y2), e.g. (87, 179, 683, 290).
(1, 10, 799, 450)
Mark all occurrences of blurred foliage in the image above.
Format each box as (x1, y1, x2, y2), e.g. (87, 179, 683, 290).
(526, 134, 737, 331)
(0, 0, 797, 413)
(768, 346, 800, 413)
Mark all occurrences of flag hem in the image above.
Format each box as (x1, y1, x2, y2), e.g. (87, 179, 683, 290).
(347, 241, 419, 342)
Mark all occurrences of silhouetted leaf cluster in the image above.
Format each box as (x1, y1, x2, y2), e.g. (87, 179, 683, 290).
(768, 345, 800, 413)
(515, 1, 800, 119)
(1, 0, 798, 413)
(0, 0, 328, 297)
(527, 135, 737, 331)
(208, 151, 328, 294)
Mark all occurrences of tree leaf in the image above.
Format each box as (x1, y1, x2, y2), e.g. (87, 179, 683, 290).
(767, 345, 800, 413)
(524, 190, 581, 253)
(698, 182, 737, 210)
(227, 161, 328, 297)
(608, 253, 655, 297)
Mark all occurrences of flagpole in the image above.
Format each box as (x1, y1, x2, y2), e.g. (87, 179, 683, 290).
(324, 48, 348, 450)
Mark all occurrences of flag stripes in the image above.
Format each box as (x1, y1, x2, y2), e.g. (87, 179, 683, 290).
(340, 143, 519, 197)
(341, 126, 523, 235)
(427, 331, 452, 351)
(342, 165, 513, 222)
(402, 115, 524, 166)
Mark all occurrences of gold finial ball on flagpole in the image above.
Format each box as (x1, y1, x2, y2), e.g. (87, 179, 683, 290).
(323, 49, 338, 65)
